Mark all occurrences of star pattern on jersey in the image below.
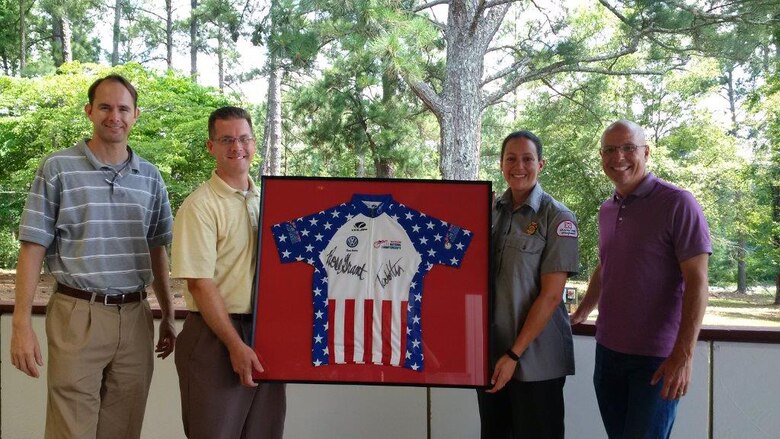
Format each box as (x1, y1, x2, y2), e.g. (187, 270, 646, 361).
(271, 193, 473, 371)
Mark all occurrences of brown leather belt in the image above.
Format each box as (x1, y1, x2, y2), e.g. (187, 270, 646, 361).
(189, 311, 253, 322)
(57, 283, 147, 305)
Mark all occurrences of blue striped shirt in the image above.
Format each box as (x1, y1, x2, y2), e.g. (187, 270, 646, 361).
(19, 140, 173, 294)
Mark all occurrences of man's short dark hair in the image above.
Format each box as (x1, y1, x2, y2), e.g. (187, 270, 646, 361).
(500, 130, 543, 161)
(88, 74, 138, 107)
(208, 106, 254, 139)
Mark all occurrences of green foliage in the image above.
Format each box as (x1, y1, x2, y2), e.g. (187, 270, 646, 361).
(0, 63, 241, 267)
(280, 0, 440, 178)
(0, 230, 20, 269)
(0, 0, 24, 76)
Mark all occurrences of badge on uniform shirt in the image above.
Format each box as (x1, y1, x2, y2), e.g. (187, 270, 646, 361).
(556, 220, 578, 238)
(525, 222, 538, 235)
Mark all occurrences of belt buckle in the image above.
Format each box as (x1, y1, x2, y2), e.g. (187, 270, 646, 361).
(103, 293, 124, 305)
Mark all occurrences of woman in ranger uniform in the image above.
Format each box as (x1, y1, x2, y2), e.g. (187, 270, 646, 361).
(478, 130, 579, 439)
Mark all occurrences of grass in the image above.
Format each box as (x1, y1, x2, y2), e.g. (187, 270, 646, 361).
(566, 281, 780, 327)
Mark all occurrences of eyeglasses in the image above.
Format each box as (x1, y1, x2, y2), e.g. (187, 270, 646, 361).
(600, 144, 646, 155)
(212, 136, 256, 147)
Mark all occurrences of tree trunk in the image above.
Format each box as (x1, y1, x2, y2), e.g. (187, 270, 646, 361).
(1, 50, 9, 75)
(19, 0, 26, 72)
(775, 274, 780, 305)
(373, 66, 398, 178)
(773, 145, 780, 304)
(407, 0, 509, 180)
(437, 3, 489, 181)
(374, 158, 394, 178)
(217, 31, 224, 91)
(190, 0, 198, 81)
(774, 14, 780, 305)
(166, 0, 173, 70)
(111, 0, 121, 65)
(725, 66, 747, 294)
(774, 165, 780, 304)
(51, 17, 62, 66)
(356, 153, 366, 177)
(61, 17, 72, 64)
(261, 51, 283, 176)
(736, 236, 747, 293)
(726, 68, 738, 136)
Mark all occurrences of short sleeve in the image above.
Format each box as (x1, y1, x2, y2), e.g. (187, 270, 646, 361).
(147, 172, 173, 248)
(671, 191, 712, 263)
(540, 210, 579, 276)
(397, 206, 473, 270)
(171, 201, 218, 279)
(18, 157, 60, 248)
(272, 207, 343, 266)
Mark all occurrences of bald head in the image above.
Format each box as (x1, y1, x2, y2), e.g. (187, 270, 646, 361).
(601, 120, 646, 145)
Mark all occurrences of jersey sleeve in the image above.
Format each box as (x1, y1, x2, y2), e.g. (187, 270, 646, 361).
(397, 205, 473, 271)
(271, 207, 341, 266)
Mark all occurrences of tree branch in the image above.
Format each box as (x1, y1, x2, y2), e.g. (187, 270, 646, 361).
(470, 2, 511, 50)
(670, 0, 780, 26)
(419, 15, 447, 31)
(406, 79, 444, 118)
(413, 0, 450, 13)
(481, 0, 518, 9)
(528, 0, 558, 35)
(481, 55, 531, 86)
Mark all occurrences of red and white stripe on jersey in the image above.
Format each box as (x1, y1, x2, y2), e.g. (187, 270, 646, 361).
(329, 299, 408, 366)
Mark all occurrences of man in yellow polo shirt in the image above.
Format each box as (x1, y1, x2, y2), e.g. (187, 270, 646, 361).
(171, 106, 285, 438)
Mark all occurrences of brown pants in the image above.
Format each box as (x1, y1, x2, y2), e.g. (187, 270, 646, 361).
(175, 313, 286, 439)
(45, 292, 154, 439)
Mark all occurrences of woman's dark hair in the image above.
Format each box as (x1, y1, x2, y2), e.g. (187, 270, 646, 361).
(500, 130, 543, 160)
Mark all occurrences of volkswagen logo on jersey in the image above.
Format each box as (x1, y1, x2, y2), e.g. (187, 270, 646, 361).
(346, 235, 359, 248)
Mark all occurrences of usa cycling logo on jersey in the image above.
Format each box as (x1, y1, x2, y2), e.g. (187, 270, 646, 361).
(373, 239, 402, 250)
(346, 236, 359, 248)
(351, 221, 368, 231)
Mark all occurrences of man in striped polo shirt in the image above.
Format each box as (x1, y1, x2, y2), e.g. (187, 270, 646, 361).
(10, 74, 177, 439)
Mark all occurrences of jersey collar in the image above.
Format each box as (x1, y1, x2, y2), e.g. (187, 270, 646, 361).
(351, 193, 395, 217)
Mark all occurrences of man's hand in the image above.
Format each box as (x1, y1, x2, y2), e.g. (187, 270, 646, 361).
(228, 341, 264, 387)
(485, 354, 516, 394)
(10, 322, 43, 378)
(155, 316, 177, 359)
(569, 309, 588, 325)
(651, 352, 692, 400)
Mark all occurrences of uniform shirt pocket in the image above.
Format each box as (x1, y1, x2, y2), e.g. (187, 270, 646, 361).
(505, 234, 545, 254)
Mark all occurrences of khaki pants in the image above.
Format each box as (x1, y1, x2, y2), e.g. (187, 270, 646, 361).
(45, 292, 154, 439)
(175, 313, 286, 439)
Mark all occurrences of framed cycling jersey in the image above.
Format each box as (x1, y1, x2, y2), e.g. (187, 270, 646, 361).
(252, 176, 490, 387)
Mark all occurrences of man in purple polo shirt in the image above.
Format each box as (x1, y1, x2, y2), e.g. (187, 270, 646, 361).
(571, 120, 711, 438)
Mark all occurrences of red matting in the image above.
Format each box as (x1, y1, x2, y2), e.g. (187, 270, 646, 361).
(252, 177, 490, 387)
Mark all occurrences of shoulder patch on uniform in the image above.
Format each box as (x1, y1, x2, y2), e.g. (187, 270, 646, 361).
(556, 220, 578, 238)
